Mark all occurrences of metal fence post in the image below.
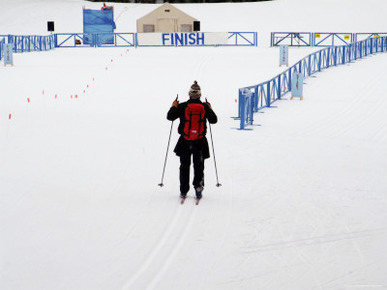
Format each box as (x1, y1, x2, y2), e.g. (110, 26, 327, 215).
(239, 90, 246, 130)
(254, 85, 259, 111)
(277, 75, 281, 100)
(266, 82, 271, 108)
(249, 92, 254, 125)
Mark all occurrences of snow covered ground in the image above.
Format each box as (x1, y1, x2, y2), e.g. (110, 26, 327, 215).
(1, 0, 387, 289)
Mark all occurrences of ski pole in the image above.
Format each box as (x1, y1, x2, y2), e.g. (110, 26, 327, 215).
(206, 98, 222, 187)
(158, 95, 178, 187)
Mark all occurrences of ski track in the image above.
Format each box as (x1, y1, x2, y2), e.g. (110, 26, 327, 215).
(122, 199, 197, 290)
(123, 50, 227, 290)
(197, 182, 235, 289)
(146, 203, 198, 290)
(243, 228, 387, 254)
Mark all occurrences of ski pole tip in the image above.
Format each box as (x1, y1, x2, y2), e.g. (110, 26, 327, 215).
(158, 183, 164, 187)
(216, 183, 222, 187)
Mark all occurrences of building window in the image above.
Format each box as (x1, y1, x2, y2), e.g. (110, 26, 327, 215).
(143, 24, 155, 33)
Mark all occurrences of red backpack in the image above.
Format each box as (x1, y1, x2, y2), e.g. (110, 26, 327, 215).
(183, 103, 206, 141)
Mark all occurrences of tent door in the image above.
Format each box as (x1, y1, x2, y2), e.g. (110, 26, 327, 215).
(157, 18, 178, 32)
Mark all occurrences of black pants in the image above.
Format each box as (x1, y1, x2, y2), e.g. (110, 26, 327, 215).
(179, 144, 204, 195)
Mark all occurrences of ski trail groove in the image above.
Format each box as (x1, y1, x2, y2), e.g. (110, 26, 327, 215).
(122, 201, 196, 290)
(122, 203, 185, 289)
(146, 205, 198, 289)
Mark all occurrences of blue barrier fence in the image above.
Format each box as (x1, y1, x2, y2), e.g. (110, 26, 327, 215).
(1, 31, 257, 52)
(355, 32, 387, 42)
(271, 32, 312, 47)
(238, 36, 387, 130)
(271, 32, 387, 47)
(0, 36, 6, 60)
(6, 34, 56, 52)
(0, 38, 4, 61)
(313, 32, 354, 47)
(227, 32, 257, 47)
(56, 33, 137, 48)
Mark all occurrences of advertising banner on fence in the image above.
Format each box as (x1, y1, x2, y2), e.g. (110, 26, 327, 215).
(279, 45, 288, 66)
(137, 32, 228, 46)
(291, 71, 304, 100)
(4, 43, 13, 66)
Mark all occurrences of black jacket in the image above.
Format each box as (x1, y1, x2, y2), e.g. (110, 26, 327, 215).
(167, 99, 218, 158)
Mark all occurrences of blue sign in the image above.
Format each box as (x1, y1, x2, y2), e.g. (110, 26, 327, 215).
(291, 71, 304, 99)
(4, 43, 13, 66)
(279, 45, 289, 66)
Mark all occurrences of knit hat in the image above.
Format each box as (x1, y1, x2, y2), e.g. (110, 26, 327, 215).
(189, 81, 201, 99)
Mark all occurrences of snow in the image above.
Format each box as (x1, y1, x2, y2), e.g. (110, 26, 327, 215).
(1, 0, 387, 289)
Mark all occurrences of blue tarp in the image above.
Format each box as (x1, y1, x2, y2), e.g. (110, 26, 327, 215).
(83, 9, 116, 45)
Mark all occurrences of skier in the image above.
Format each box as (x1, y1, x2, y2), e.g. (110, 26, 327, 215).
(167, 81, 217, 200)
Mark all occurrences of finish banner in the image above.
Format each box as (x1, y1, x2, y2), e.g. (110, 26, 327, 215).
(137, 32, 228, 46)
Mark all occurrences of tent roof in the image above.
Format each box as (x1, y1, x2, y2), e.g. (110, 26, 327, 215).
(138, 3, 197, 21)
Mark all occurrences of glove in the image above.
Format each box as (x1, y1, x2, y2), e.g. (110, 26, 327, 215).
(172, 100, 179, 108)
(205, 101, 212, 109)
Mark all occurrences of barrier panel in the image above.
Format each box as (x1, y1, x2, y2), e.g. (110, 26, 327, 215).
(271, 32, 387, 47)
(271, 32, 312, 47)
(7, 34, 56, 52)
(313, 32, 354, 47)
(0, 38, 4, 61)
(55, 33, 137, 47)
(355, 32, 387, 42)
(238, 36, 387, 130)
(238, 88, 254, 129)
(227, 32, 257, 47)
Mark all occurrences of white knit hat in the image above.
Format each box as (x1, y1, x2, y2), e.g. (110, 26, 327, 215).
(189, 81, 201, 99)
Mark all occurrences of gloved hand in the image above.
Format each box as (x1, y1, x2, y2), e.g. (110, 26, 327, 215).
(205, 101, 212, 109)
(172, 99, 179, 108)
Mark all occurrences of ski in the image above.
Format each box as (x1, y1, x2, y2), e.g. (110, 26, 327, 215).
(180, 196, 201, 205)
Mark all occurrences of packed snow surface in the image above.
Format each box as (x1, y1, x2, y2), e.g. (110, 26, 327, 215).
(1, 0, 387, 289)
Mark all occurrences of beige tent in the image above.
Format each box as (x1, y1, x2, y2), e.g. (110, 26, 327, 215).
(137, 3, 198, 33)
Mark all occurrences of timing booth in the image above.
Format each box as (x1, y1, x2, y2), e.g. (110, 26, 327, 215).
(83, 8, 116, 45)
